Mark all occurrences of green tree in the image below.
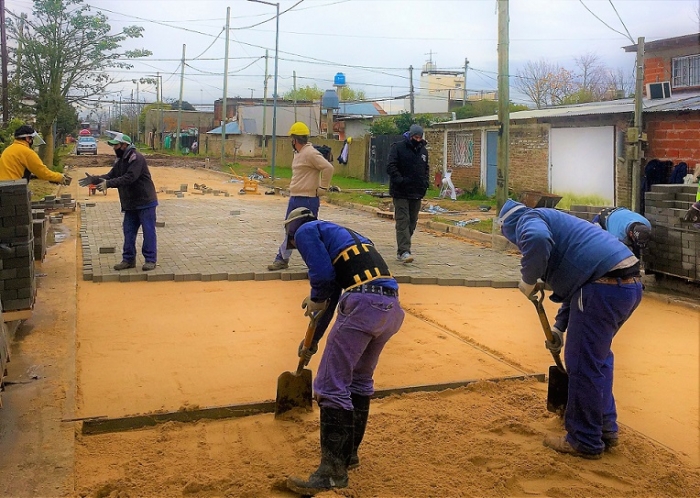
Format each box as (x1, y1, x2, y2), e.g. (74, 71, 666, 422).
(170, 100, 196, 111)
(55, 99, 79, 144)
(6, 0, 151, 166)
(454, 100, 528, 120)
(139, 102, 170, 137)
(283, 84, 323, 101)
(338, 87, 366, 101)
(367, 116, 399, 136)
(368, 112, 438, 136)
(283, 84, 366, 102)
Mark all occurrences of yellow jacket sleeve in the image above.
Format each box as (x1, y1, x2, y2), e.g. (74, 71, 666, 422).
(0, 141, 64, 183)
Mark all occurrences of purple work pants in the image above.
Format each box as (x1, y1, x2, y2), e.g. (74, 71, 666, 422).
(314, 292, 404, 411)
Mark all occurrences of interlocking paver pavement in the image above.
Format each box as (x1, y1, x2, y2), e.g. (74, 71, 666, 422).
(80, 198, 522, 286)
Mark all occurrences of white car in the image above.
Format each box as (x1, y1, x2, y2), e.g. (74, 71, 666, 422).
(76, 136, 98, 155)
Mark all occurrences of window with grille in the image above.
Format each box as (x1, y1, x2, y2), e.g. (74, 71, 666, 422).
(453, 133, 474, 167)
(672, 55, 700, 89)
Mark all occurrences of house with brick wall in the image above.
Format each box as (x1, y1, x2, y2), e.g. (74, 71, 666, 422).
(424, 33, 700, 208)
(625, 33, 700, 170)
(428, 103, 636, 206)
(427, 94, 700, 208)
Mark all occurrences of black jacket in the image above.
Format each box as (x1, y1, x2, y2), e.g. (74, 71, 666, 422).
(104, 146, 158, 211)
(387, 135, 429, 199)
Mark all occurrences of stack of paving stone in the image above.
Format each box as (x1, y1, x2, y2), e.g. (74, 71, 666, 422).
(567, 205, 609, 221)
(31, 193, 76, 211)
(644, 184, 698, 282)
(32, 209, 48, 262)
(0, 180, 36, 312)
(0, 308, 8, 401)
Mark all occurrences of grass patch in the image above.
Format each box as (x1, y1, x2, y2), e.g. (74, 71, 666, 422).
(555, 192, 612, 210)
(29, 180, 58, 201)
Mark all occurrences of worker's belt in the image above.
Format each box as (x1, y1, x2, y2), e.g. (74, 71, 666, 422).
(602, 261, 640, 279)
(594, 276, 641, 285)
(346, 283, 398, 297)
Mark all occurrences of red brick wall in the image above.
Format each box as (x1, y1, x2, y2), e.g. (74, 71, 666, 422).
(426, 123, 551, 195)
(447, 130, 482, 190)
(508, 125, 549, 193)
(644, 57, 668, 87)
(645, 112, 700, 167)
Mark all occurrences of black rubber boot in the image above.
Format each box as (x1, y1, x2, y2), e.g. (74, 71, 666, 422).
(287, 407, 353, 496)
(348, 393, 370, 470)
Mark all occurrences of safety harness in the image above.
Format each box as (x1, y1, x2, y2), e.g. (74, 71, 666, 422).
(597, 207, 622, 230)
(332, 229, 392, 290)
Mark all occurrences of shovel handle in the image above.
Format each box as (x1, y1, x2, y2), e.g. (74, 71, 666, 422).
(530, 289, 566, 373)
(295, 312, 320, 376)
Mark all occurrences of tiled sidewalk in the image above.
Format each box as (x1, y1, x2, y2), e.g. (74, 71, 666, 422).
(80, 198, 522, 286)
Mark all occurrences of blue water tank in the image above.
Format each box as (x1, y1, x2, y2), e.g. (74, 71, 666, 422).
(321, 89, 340, 109)
(334, 72, 346, 86)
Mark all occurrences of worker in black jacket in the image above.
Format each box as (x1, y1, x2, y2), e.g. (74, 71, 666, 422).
(79, 133, 159, 271)
(386, 124, 429, 263)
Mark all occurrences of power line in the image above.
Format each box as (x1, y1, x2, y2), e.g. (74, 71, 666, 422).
(578, 0, 632, 42)
(607, 0, 635, 43)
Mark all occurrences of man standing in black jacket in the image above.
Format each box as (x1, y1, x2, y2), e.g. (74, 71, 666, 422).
(386, 124, 429, 263)
(79, 133, 159, 271)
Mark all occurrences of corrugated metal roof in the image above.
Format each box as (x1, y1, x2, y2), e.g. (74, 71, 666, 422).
(337, 102, 383, 116)
(242, 118, 257, 135)
(433, 92, 700, 126)
(207, 122, 241, 135)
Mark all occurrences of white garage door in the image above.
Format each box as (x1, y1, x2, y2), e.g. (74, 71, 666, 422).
(550, 126, 614, 203)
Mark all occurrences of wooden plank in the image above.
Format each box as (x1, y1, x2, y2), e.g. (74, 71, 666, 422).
(2, 309, 32, 323)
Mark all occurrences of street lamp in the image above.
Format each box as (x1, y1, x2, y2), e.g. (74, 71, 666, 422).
(248, 0, 279, 181)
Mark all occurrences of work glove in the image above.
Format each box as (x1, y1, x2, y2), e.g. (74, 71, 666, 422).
(297, 340, 319, 367)
(518, 279, 545, 300)
(545, 327, 564, 355)
(683, 202, 700, 223)
(78, 173, 102, 187)
(61, 175, 72, 186)
(95, 179, 108, 192)
(301, 296, 328, 318)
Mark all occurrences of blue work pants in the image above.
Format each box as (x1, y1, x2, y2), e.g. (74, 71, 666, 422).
(564, 279, 642, 454)
(122, 206, 157, 263)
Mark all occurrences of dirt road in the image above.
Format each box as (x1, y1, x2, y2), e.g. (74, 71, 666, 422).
(0, 162, 698, 497)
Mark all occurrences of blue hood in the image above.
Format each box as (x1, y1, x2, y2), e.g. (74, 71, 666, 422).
(497, 199, 528, 244)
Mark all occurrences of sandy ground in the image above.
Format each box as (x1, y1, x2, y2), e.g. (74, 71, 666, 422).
(0, 161, 699, 497)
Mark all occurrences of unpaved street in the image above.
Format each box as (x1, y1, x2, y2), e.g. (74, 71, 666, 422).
(0, 161, 698, 497)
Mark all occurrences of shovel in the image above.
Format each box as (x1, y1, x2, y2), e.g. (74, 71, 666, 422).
(529, 289, 568, 414)
(274, 313, 320, 418)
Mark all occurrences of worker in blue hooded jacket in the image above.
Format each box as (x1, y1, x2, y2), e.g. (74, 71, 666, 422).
(497, 199, 643, 459)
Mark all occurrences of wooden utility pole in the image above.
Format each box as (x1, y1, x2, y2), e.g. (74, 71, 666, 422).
(175, 44, 186, 152)
(463, 58, 469, 107)
(221, 7, 230, 163)
(409, 65, 415, 114)
(262, 49, 268, 158)
(496, 0, 510, 211)
(0, 0, 8, 123)
(630, 37, 645, 213)
(293, 70, 297, 121)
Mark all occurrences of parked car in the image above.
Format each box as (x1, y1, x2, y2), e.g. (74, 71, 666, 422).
(76, 136, 97, 155)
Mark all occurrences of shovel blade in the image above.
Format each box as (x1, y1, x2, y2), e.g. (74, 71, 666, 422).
(547, 365, 569, 415)
(275, 368, 313, 418)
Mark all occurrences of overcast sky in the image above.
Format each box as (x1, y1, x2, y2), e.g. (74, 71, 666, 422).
(8, 0, 700, 111)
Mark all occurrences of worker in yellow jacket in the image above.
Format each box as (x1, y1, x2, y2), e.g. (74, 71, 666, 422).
(0, 125, 69, 184)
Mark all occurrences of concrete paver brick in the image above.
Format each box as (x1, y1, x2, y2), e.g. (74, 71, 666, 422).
(79, 198, 522, 287)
